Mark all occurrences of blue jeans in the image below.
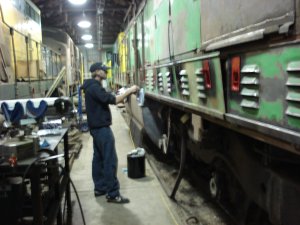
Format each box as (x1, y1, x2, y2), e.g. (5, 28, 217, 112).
(90, 127, 120, 197)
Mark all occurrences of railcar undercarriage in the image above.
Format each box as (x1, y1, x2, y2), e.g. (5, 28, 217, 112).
(129, 97, 300, 225)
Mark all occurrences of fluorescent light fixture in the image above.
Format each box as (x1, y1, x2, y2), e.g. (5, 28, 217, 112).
(85, 43, 94, 48)
(81, 34, 93, 41)
(77, 20, 91, 28)
(68, 0, 87, 5)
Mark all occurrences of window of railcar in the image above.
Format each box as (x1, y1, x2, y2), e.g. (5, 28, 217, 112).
(35, 11, 39, 24)
(14, 33, 27, 80)
(53, 53, 57, 76)
(58, 55, 62, 72)
(36, 42, 42, 80)
(41, 46, 47, 78)
(29, 39, 39, 80)
(37, 13, 41, 25)
(25, 2, 30, 17)
(55, 53, 60, 75)
(29, 6, 33, 20)
(12, 0, 21, 11)
(31, 10, 36, 23)
(46, 49, 52, 78)
(51, 51, 57, 77)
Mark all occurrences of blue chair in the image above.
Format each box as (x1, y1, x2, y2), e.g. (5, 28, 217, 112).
(1, 102, 24, 124)
(26, 100, 48, 119)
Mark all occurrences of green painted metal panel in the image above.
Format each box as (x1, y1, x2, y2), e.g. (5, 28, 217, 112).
(200, 0, 294, 49)
(145, 55, 225, 116)
(241, 88, 259, 97)
(286, 77, 300, 86)
(157, 67, 168, 95)
(129, 25, 135, 71)
(240, 99, 259, 109)
(241, 76, 259, 85)
(145, 69, 156, 92)
(143, 0, 201, 63)
(171, 0, 201, 56)
(153, 0, 169, 61)
(228, 45, 300, 131)
(144, 0, 201, 62)
(136, 15, 144, 85)
(137, 15, 143, 68)
(143, 0, 156, 65)
(124, 24, 136, 84)
(286, 106, 300, 118)
(257, 100, 284, 122)
(286, 92, 300, 102)
(243, 47, 300, 79)
(287, 61, 300, 71)
(287, 117, 300, 129)
(169, 66, 180, 98)
(230, 100, 284, 122)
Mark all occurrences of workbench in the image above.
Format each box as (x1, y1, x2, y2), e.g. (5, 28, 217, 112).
(0, 127, 73, 225)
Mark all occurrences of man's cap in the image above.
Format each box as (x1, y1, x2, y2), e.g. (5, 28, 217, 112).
(89, 62, 110, 73)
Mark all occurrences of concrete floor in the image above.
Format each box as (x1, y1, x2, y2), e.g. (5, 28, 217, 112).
(70, 106, 180, 225)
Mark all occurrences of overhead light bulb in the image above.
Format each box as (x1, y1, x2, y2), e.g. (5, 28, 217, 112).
(78, 20, 91, 28)
(68, 0, 87, 5)
(85, 43, 94, 48)
(81, 34, 93, 41)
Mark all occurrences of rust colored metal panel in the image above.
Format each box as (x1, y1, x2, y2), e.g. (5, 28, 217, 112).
(201, 0, 295, 50)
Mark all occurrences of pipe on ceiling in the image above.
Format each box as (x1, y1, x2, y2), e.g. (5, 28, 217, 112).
(96, 0, 105, 50)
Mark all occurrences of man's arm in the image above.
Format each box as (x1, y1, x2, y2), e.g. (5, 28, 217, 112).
(115, 85, 139, 104)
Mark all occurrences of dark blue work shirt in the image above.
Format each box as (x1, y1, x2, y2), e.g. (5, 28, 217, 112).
(82, 79, 116, 129)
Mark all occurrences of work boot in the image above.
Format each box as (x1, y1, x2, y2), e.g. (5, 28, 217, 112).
(106, 195, 130, 204)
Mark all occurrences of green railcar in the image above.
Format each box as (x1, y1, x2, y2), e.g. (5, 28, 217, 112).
(114, 0, 300, 224)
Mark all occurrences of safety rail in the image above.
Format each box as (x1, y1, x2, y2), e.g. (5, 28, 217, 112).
(45, 66, 66, 97)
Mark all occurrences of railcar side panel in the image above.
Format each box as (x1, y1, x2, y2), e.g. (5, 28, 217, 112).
(226, 44, 300, 145)
(115, 0, 300, 223)
(127, 23, 136, 84)
(153, 0, 169, 61)
(171, 0, 201, 56)
(136, 14, 144, 85)
(143, 0, 156, 66)
(201, 0, 296, 50)
(145, 54, 225, 118)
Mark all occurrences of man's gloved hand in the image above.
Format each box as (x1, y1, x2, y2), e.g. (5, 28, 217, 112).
(129, 85, 140, 94)
(116, 85, 140, 104)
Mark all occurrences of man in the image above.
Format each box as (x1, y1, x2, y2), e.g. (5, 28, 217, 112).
(82, 62, 139, 204)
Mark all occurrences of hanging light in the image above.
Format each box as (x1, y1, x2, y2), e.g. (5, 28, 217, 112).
(85, 43, 94, 48)
(68, 0, 87, 5)
(78, 20, 91, 28)
(78, 11, 91, 28)
(81, 34, 93, 41)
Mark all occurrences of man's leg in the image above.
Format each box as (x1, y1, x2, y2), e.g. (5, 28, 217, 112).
(100, 127, 120, 197)
(90, 129, 106, 195)
(98, 127, 129, 203)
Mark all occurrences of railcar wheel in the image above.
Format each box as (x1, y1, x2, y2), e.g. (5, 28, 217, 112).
(209, 171, 226, 201)
(209, 172, 220, 199)
(209, 164, 232, 207)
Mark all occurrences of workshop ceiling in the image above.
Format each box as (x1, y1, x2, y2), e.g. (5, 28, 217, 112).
(31, 0, 142, 48)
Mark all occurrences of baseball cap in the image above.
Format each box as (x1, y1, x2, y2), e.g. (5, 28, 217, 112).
(89, 62, 110, 73)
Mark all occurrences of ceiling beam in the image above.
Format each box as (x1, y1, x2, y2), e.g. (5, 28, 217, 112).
(35, 0, 143, 45)
(39, 7, 127, 13)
